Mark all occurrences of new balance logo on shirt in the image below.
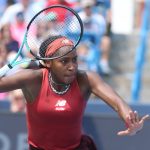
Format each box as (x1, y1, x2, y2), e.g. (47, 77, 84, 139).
(55, 99, 70, 111)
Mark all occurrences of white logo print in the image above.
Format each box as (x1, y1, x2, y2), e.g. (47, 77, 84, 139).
(55, 100, 67, 111)
(55, 100, 66, 107)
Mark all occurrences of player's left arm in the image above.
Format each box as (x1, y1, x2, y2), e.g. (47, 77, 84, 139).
(86, 71, 149, 136)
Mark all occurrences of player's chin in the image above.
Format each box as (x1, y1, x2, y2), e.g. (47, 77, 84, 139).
(64, 75, 76, 84)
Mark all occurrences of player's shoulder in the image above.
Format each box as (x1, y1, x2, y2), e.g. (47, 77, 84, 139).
(77, 70, 98, 76)
(77, 70, 101, 82)
(15, 68, 43, 79)
(77, 70, 86, 78)
(77, 70, 97, 83)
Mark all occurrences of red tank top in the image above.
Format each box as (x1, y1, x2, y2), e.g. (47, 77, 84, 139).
(26, 69, 87, 150)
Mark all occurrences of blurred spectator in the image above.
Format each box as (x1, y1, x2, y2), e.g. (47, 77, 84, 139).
(0, 23, 19, 53)
(8, 89, 26, 113)
(76, 43, 89, 71)
(0, 41, 9, 101)
(36, 12, 58, 41)
(10, 11, 26, 46)
(78, 0, 107, 73)
(0, 0, 15, 18)
(0, 0, 44, 27)
(99, 32, 112, 75)
(79, 0, 104, 34)
(0, 23, 24, 75)
(0, 41, 8, 67)
(0, 1, 7, 19)
(7, 0, 16, 6)
(135, 0, 145, 29)
(45, 0, 79, 22)
(46, 0, 78, 8)
(97, 0, 112, 75)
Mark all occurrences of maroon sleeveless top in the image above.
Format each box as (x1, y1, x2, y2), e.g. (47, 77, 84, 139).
(26, 69, 87, 150)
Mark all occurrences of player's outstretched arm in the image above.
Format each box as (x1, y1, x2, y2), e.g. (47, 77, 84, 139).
(86, 71, 149, 136)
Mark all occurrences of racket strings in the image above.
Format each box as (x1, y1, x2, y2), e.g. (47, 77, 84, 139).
(26, 6, 82, 60)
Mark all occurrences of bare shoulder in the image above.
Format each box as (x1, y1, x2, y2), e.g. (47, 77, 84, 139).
(78, 70, 104, 88)
(77, 70, 88, 83)
(0, 68, 43, 93)
(77, 70, 100, 82)
(86, 71, 102, 81)
(76, 70, 91, 99)
(20, 69, 43, 102)
(9, 68, 43, 81)
(78, 69, 100, 79)
(76, 70, 104, 99)
(17, 68, 42, 77)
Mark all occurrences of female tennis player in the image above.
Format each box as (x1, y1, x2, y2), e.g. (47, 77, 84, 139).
(0, 35, 149, 150)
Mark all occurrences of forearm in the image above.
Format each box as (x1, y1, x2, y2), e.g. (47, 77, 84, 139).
(115, 97, 132, 122)
(104, 96, 132, 122)
(93, 83, 132, 122)
(87, 71, 133, 121)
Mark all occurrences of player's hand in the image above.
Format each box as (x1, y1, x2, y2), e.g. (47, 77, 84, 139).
(117, 111, 149, 136)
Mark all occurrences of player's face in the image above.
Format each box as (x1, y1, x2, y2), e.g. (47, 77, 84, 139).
(47, 48, 78, 84)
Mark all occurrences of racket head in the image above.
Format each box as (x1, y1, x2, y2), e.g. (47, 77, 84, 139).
(25, 5, 83, 60)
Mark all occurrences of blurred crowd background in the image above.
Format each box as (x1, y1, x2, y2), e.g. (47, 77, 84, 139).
(0, 0, 148, 113)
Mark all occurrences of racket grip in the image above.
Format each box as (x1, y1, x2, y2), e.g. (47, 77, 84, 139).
(0, 65, 11, 77)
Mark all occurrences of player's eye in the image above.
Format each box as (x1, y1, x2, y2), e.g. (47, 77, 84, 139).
(72, 56, 77, 63)
(61, 59, 68, 64)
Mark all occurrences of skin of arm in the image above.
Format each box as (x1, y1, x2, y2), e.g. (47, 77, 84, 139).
(0, 69, 42, 103)
(86, 71, 131, 121)
(85, 71, 149, 136)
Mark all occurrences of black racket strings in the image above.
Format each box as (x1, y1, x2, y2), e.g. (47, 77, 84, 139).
(25, 6, 82, 60)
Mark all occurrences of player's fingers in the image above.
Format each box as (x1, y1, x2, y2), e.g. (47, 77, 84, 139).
(140, 114, 150, 122)
(117, 129, 136, 136)
(129, 111, 136, 124)
(134, 111, 139, 122)
(117, 130, 129, 136)
(125, 115, 133, 128)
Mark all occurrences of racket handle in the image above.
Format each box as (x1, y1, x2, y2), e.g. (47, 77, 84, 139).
(0, 65, 11, 77)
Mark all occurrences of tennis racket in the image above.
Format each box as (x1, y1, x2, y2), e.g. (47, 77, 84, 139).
(0, 5, 83, 77)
